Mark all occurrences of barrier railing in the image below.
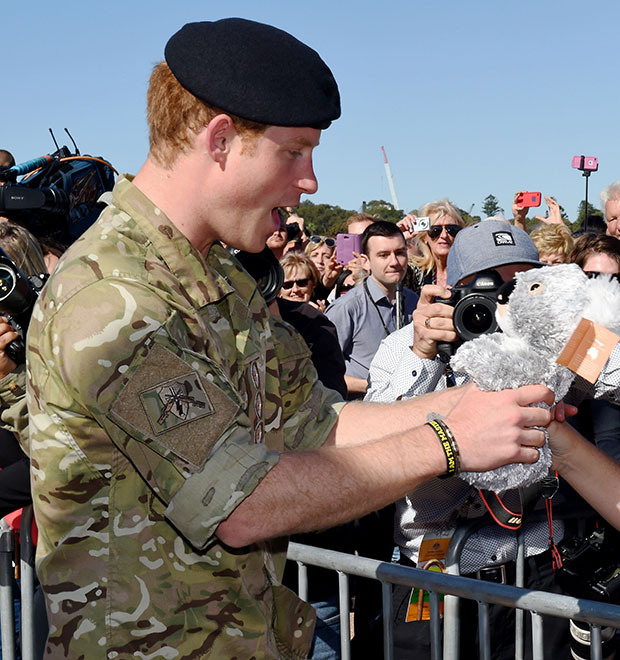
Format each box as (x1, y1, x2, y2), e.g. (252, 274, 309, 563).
(0, 505, 36, 660)
(2, 520, 618, 659)
(287, 541, 620, 660)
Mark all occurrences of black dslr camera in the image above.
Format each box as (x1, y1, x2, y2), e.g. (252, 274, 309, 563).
(0, 248, 48, 365)
(228, 247, 284, 304)
(557, 527, 620, 603)
(437, 269, 513, 362)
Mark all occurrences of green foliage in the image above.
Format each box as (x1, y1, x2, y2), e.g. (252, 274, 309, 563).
(296, 200, 355, 236)
(575, 200, 604, 230)
(456, 207, 481, 226)
(481, 194, 501, 217)
(296, 199, 406, 236)
(361, 200, 406, 223)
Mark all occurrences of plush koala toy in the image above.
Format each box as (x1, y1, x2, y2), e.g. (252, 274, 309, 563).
(450, 263, 620, 493)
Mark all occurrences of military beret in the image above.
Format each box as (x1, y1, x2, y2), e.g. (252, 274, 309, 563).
(165, 18, 341, 130)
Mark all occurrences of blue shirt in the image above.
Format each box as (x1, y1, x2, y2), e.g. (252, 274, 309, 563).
(325, 276, 418, 381)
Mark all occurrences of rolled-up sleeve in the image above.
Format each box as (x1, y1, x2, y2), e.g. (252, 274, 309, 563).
(165, 426, 280, 548)
(102, 317, 285, 549)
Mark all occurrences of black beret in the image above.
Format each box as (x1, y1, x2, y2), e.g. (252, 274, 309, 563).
(164, 18, 341, 130)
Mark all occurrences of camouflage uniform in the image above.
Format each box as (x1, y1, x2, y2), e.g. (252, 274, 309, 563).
(26, 175, 344, 659)
(0, 365, 28, 445)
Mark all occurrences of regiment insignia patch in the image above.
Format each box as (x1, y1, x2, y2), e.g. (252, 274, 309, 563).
(141, 373, 214, 435)
(110, 342, 239, 469)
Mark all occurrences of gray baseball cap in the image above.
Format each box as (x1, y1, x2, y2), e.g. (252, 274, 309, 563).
(446, 220, 542, 286)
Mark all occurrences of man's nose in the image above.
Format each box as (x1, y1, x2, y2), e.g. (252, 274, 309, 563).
(296, 161, 318, 195)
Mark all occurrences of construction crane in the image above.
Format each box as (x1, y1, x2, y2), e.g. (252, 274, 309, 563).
(381, 146, 400, 210)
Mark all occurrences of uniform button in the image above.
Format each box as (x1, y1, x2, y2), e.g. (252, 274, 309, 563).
(412, 371, 417, 376)
(491, 554, 497, 561)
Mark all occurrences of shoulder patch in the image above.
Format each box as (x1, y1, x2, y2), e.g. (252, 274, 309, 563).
(110, 343, 239, 470)
(141, 373, 213, 434)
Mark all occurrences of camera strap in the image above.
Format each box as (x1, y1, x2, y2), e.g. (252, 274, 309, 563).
(477, 482, 543, 530)
(542, 471, 564, 570)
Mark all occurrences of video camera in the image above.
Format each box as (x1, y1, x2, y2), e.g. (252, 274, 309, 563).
(437, 269, 515, 362)
(0, 247, 47, 364)
(0, 132, 116, 362)
(0, 131, 116, 246)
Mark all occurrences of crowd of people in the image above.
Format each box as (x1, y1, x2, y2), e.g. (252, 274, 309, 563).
(257, 183, 620, 658)
(2, 16, 620, 660)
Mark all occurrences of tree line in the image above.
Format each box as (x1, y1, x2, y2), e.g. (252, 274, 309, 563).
(299, 195, 601, 237)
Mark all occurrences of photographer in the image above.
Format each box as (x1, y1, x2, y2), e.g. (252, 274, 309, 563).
(0, 222, 49, 464)
(399, 198, 465, 295)
(366, 220, 569, 660)
(0, 221, 51, 659)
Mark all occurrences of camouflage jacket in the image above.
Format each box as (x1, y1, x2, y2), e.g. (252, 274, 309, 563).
(26, 175, 344, 659)
(0, 364, 28, 446)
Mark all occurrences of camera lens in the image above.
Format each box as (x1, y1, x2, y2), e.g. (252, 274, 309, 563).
(463, 303, 493, 334)
(453, 294, 498, 341)
(0, 266, 15, 300)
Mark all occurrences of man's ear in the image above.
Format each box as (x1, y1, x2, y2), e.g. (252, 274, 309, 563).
(205, 114, 236, 164)
(360, 252, 370, 270)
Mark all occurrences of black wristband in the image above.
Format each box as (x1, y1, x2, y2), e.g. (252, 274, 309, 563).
(427, 419, 461, 478)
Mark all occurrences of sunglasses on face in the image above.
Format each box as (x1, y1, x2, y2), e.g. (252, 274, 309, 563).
(428, 224, 462, 240)
(309, 235, 336, 247)
(282, 277, 311, 290)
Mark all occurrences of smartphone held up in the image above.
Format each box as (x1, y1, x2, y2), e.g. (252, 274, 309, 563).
(516, 191, 542, 208)
(572, 155, 598, 172)
(336, 233, 363, 265)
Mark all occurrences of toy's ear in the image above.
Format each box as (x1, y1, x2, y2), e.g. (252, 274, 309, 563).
(582, 276, 620, 334)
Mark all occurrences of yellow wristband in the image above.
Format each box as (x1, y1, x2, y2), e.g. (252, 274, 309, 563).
(427, 419, 460, 478)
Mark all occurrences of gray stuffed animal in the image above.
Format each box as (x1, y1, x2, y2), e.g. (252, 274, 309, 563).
(450, 263, 620, 492)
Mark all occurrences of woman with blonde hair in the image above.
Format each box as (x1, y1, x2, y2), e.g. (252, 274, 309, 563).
(0, 222, 48, 276)
(304, 234, 343, 300)
(530, 223, 574, 265)
(400, 198, 465, 293)
(279, 251, 326, 311)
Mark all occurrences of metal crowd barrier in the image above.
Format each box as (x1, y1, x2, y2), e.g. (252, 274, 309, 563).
(287, 541, 620, 660)
(0, 505, 36, 660)
(2, 511, 618, 659)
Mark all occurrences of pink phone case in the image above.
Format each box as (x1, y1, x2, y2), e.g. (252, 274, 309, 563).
(336, 233, 362, 265)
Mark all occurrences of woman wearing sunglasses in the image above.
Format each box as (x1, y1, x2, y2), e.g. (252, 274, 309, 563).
(305, 234, 336, 271)
(279, 252, 327, 311)
(400, 199, 465, 294)
(304, 235, 343, 299)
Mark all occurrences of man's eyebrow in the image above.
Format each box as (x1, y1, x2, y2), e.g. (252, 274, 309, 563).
(287, 136, 320, 148)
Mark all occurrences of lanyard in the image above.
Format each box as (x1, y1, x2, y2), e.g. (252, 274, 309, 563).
(363, 279, 391, 337)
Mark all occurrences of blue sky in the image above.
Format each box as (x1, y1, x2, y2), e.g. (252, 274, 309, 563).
(3, 0, 618, 221)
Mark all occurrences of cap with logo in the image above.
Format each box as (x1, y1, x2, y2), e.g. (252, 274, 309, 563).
(447, 220, 542, 286)
(165, 18, 341, 130)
